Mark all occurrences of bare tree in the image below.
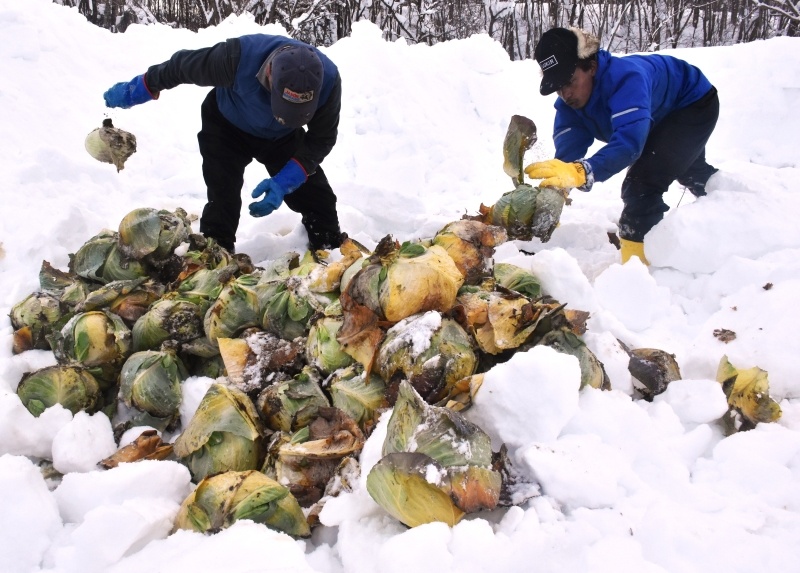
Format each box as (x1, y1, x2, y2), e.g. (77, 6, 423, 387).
(53, 0, 799, 54)
(752, 0, 800, 34)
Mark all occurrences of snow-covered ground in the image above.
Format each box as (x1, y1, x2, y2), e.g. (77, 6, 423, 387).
(1, 1, 799, 572)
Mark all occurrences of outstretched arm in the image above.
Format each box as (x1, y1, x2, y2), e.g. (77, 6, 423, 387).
(104, 38, 240, 109)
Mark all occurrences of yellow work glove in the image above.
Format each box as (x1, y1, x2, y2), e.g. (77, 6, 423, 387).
(524, 159, 587, 190)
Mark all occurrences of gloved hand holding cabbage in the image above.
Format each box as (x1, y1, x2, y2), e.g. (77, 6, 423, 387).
(249, 159, 307, 217)
(524, 158, 592, 191)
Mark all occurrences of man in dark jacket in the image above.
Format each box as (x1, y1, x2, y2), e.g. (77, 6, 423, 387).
(525, 27, 719, 264)
(103, 35, 344, 253)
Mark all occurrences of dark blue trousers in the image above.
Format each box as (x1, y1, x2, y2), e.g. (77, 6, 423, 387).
(618, 87, 719, 242)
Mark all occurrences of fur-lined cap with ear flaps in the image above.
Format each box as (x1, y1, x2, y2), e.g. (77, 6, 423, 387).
(534, 27, 600, 96)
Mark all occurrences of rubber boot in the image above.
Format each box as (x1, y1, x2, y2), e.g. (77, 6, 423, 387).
(620, 238, 649, 265)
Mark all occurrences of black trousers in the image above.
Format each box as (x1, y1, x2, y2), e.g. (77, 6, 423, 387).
(618, 87, 719, 242)
(197, 89, 342, 251)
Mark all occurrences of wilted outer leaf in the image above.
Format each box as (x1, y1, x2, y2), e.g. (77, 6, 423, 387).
(306, 316, 354, 375)
(118, 350, 186, 419)
(305, 457, 361, 527)
(716, 355, 781, 429)
(264, 408, 365, 507)
(340, 254, 367, 294)
(17, 365, 100, 417)
(367, 452, 465, 527)
(217, 338, 251, 388)
(380, 244, 464, 322)
(174, 470, 310, 537)
(77, 277, 146, 312)
(70, 230, 148, 284)
(131, 297, 206, 352)
(118, 207, 190, 261)
(384, 381, 493, 467)
(537, 328, 610, 390)
(256, 369, 330, 433)
(39, 259, 81, 292)
(303, 238, 366, 293)
(37, 261, 95, 310)
(377, 313, 477, 404)
(328, 364, 388, 430)
(52, 310, 131, 377)
(457, 291, 540, 354)
(180, 237, 237, 271)
(432, 221, 507, 285)
(337, 290, 385, 377)
(173, 384, 264, 481)
(379, 381, 501, 517)
(448, 464, 503, 514)
(204, 274, 262, 344)
(10, 292, 65, 354)
(493, 262, 541, 299)
(436, 373, 484, 413)
(502, 115, 537, 186)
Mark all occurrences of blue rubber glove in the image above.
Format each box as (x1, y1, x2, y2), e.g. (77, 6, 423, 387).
(103, 75, 157, 109)
(249, 159, 308, 217)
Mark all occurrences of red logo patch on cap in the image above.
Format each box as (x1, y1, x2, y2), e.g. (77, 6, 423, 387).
(282, 88, 314, 104)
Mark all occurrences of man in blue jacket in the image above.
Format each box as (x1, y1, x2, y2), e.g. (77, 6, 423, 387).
(103, 35, 344, 254)
(525, 27, 719, 264)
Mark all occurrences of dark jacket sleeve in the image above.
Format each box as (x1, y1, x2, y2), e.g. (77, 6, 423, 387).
(293, 74, 342, 175)
(144, 38, 241, 93)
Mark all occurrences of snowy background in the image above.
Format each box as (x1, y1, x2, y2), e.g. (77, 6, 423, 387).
(2, 1, 800, 572)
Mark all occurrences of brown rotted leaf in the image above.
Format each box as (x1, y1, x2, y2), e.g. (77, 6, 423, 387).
(713, 328, 737, 343)
(219, 331, 305, 394)
(100, 430, 173, 469)
(264, 407, 365, 507)
(432, 220, 507, 285)
(436, 373, 485, 413)
(337, 291, 386, 378)
(564, 309, 591, 336)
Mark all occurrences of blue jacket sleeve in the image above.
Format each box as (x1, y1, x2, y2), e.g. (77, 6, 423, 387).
(553, 108, 594, 163)
(585, 118, 651, 182)
(584, 70, 653, 182)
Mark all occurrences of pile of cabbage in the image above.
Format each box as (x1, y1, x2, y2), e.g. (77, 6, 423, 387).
(9, 117, 781, 535)
(3, 201, 587, 532)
